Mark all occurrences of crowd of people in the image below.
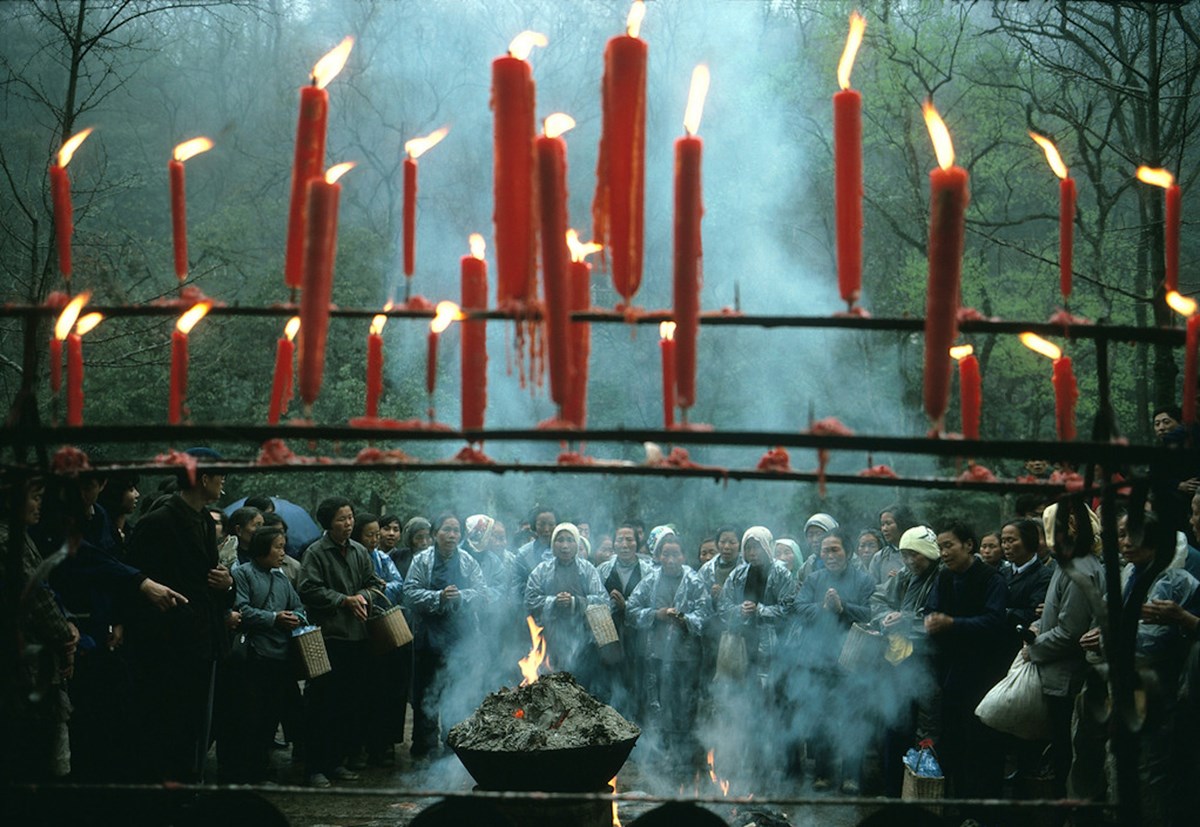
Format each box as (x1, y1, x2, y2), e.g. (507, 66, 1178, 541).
(2, 440, 1199, 826)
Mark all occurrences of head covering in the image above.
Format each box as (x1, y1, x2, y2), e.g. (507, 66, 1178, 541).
(775, 538, 803, 563)
(741, 526, 775, 566)
(579, 534, 592, 559)
(899, 525, 940, 560)
(648, 524, 677, 557)
(1042, 502, 1102, 557)
(551, 522, 583, 551)
(804, 513, 839, 534)
(465, 513, 495, 549)
(401, 516, 431, 550)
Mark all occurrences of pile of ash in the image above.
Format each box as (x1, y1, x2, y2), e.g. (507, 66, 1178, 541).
(448, 672, 640, 752)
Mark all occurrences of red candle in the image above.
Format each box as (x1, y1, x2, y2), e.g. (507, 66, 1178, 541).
(1031, 134, 1074, 301)
(537, 115, 575, 410)
(595, 3, 648, 306)
(267, 317, 299, 425)
(922, 102, 970, 430)
(952, 345, 981, 440)
(50, 292, 89, 397)
(285, 38, 352, 290)
(1185, 315, 1199, 426)
(833, 13, 866, 307)
(426, 331, 439, 398)
(492, 32, 544, 307)
(1137, 167, 1181, 294)
(298, 163, 353, 408)
(402, 127, 450, 282)
(660, 322, 677, 428)
(674, 66, 708, 412)
(1053, 355, 1078, 441)
(564, 232, 601, 428)
(365, 313, 386, 418)
(169, 138, 213, 283)
(66, 333, 83, 426)
(169, 302, 211, 425)
(50, 127, 94, 282)
(461, 235, 489, 431)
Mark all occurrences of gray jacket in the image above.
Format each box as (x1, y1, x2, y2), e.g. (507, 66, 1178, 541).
(1026, 555, 1104, 696)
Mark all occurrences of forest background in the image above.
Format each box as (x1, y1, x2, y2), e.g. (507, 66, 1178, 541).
(1, 0, 1196, 543)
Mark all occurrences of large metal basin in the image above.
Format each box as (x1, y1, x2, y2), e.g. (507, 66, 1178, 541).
(451, 735, 639, 792)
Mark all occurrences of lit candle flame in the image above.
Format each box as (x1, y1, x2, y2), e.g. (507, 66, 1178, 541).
(325, 161, 355, 184)
(949, 344, 974, 360)
(469, 233, 486, 260)
(922, 101, 955, 171)
(176, 301, 212, 335)
(837, 11, 866, 91)
(370, 313, 387, 336)
(1167, 290, 1197, 318)
(1020, 332, 1062, 361)
(312, 36, 354, 89)
(544, 113, 576, 140)
(626, 1, 646, 38)
(430, 300, 464, 334)
(405, 126, 450, 160)
(566, 229, 602, 263)
(55, 292, 91, 341)
(284, 316, 301, 341)
(659, 321, 676, 341)
(57, 127, 94, 168)
(173, 137, 214, 164)
(683, 65, 710, 137)
(1029, 133, 1067, 180)
(508, 31, 548, 61)
(74, 312, 103, 337)
(1136, 166, 1174, 189)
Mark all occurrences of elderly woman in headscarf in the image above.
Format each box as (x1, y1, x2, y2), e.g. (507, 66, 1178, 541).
(717, 526, 797, 681)
(391, 516, 431, 579)
(774, 538, 804, 584)
(525, 522, 610, 693)
(462, 514, 521, 679)
(626, 528, 711, 770)
(797, 513, 839, 581)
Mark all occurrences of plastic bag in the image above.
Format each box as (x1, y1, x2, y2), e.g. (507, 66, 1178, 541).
(217, 534, 239, 567)
(716, 631, 749, 678)
(974, 652, 1051, 740)
(902, 739, 943, 779)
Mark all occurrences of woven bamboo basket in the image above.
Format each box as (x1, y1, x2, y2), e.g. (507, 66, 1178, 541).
(901, 765, 944, 815)
(293, 626, 331, 679)
(367, 590, 413, 654)
(585, 603, 620, 646)
(838, 622, 885, 672)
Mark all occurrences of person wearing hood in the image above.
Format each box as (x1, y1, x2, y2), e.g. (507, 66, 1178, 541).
(871, 505, 915, 585)
(797, 513, 839, 580)
(626, 529, 712, 771)
(717, 526, 797, 677)
(790, 526, 876, 793)
(697, 525, 742, 692)
(774, 538, 803, 584)
(525, 523, 610, 693)
(870, 525, 943, 797)
(462, 514, 520, 679)
(391, 516, 431, 579)
(597, 522, 655, 712)
(403, 512, 488, 759)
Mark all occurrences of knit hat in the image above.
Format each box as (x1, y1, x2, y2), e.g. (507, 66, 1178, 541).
(899, 525, 940, 560)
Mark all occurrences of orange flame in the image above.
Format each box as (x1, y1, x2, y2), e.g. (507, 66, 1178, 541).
(54, 292, 91, 341)
(176, 301, 211, 335)
(325, 161, 355, 185)
(469, 233, 486, 260)
(659, 320, 676, 341)
(1136, 166, 1174, 189)
(837, 12, 866, 91)
(513, 708, 525, 719)
(509, 31, 548, 61)
(430, 300, 464, 334)
(1020, 332, 1062, 361)
(74, 312, 103, 337)
(173, 137, 213, 164)
(626, 1, 646, 38)
(683, 65, 710, 137)
(610, 775, 621, 827)
(284, 316, 301, 341)
(544, 113, 576, 140)
(57, 127, 94, 168)
(1167, 290, 1197, 318)
(1029, 133, 1067, 180)
(405, 126, 449, 160)
(312, 36, 354, 89)
(566, 229, 602, 263)
(706, 749, 731, 796)
(922, 101, 954, 171)
(370, 313, 387, 336)
(949, 344, 974, 360)
(518, 615, 548, 686)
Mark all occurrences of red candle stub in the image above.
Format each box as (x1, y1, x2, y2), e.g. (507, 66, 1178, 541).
(1167, 292, 1200, 425)
(565, 231, 601, 428)
(461, 235, 489, 432)
(285, 37, 353, 290)
(660, 322, 677, 428)
(595, 3, 647, 306)
(170, 301, 211, 425)
(833, 12, 866, 307)
(951, 345, 980, 440)
(402, 127, 449, 280)
(492, 32, 545, 307)
(169, 138, 213, 283)
(537, 115, 576, 410)
(50, 127, 94, 282)
(673, 66, 709, 412)
(1137, 166, 1181, 294)
(365, 313, 386, 418)
(922, 102, 970, 429)
(268, 317, 299, 425)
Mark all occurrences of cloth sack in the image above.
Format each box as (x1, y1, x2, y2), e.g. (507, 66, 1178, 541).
(716, 631, 749, 678)
(974, 652, 1052, 740)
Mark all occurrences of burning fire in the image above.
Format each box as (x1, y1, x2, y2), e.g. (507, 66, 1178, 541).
(176, 301, 211, 335)
(518, 615, 548, 686)
(284, 316, 301, 341)
(75, 312, 103, 337)
(659, 320, 676, 341)
(1136, 166, 1174, 190)
(469, 233, 486, 261)
(1167, 290, 1197, 318)
(430, 301, 465, 334)
(566, 229, 602, 263)
(626, 1, 646, 38)
(57, 127, 94, 168)
(1020, 332, 1062, 361)
(55, 292, 91, 341)
(509, 30, 548, 61)
(609, 775, 621, 827)
(370, 313, 387, 336)
(683, 65, 710, 137)
(325, 161, 355, 184)
(312, 36, 354, 89)
(405, 126, 450, 160)
(173, 137, 213, 164)
(837, 11, 866, 91)
(922, 100, 955, 171)
(706, 749, 731, 796)
(1029, 132, 1067, 180)
(949, 343, 974, 360)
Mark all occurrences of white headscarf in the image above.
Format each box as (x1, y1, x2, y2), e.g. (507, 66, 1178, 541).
(465, 513, 495, 550)
(741, 526, 776, 567)
(552, 522, 583, 559)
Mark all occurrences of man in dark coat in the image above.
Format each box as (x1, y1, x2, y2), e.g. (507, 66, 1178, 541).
(126, 448, 233, 782)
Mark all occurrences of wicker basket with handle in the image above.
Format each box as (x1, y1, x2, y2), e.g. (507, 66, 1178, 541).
(366, 588, 413, 654)
(292, 625, 331, 679)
